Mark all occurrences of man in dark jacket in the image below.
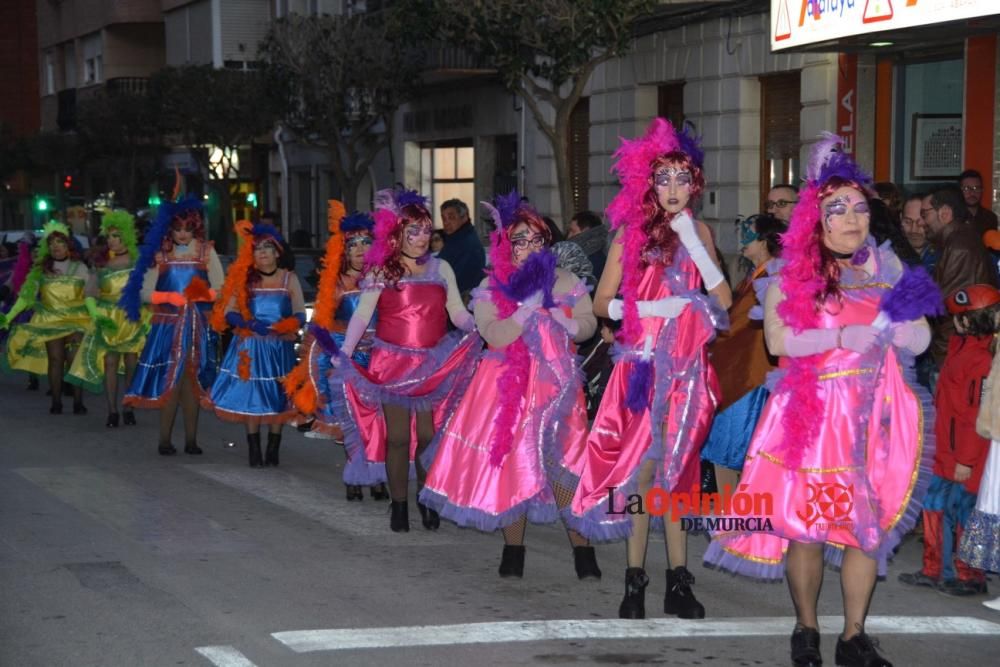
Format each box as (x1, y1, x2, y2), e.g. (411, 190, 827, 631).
(567, 210, 608, 284)
(924, 186, 999, 365)
(438, 198, 486, 298)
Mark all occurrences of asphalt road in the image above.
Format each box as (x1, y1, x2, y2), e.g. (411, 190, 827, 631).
(1, 371, 999, 666)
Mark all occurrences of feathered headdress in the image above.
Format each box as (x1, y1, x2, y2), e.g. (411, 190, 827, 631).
(365, 188, 430, 269)
(8, 222, 73, 310)
(118, 195, 205, 321)
(100, 210, 139, 261)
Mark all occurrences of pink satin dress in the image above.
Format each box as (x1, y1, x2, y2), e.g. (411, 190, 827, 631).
(326, 258, 480, 486)
(704, 245, 933, 578)
(419, 280, 590, 531)
(568, 247, 726, 541)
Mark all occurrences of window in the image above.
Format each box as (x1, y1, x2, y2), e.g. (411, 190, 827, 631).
(43, 52, 55, 95)
(567, 97, 590, 216)
(759, 72, 802, 203)
(82, 32, 102, 85)
(658, 82, 685, 129)
(420, 144, 475, 229)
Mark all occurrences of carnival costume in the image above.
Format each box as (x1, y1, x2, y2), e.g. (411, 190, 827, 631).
(419, 193, 601, 578)
(205, 222, 305, 467)
(312, 189, 480, 532)
(67, 211, 151, 399)
(2, 222, 92, 413)
(0, 241, 34, 350)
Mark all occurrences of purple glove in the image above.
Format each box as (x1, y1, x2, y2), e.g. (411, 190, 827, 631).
(248, 319, 272, 336)
(550, 309, 579, 337)
(840, 324, 879, 353)
(225, 311, 247, 330)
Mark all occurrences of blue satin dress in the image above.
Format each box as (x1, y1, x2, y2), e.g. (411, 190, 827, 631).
(208, 273, 298, 421)
(125, 247, 219, 407)
(313, 287, 377, 430)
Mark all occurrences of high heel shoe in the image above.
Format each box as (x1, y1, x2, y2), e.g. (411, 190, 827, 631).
(72, 401, 87, 415)
(158, 442, 177, 456)
(498, 545, 526, 578)
(390, 500, 410, 532)
(370, 484, 389, 500)
(247, 433, 262, 467)
(49, 400, 63, 415)
(184, 441, 203, 455)
(106, 412, 120, 428)
(417, 502, 440, 530)
(264, 432, 281, 466)
(346, 485, 364, 501)
(122, 410, 136, 426)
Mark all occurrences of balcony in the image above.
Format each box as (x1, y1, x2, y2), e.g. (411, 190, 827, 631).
(105, 77, 150, 96)
(420, 42, 495, 86)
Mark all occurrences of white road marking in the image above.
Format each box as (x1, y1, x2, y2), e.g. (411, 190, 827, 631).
(271, 615, 1000, 653)
(194, 645, 258, 667)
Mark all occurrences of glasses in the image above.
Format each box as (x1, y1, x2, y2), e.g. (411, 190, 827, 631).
(765, 199, 797, 210)
(961, 185, 983, 193)
(652, 169, 692, 188)
(511, 235, 546, 251)
(919, 206, 937, 219)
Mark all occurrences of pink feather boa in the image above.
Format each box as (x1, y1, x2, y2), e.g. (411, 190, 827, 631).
(10, 241, 32, 293)
(363, 208, 401, 271)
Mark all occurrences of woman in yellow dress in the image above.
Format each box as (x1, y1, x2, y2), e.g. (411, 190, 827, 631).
(1, 222, 92, 414)
(67, 211, 151, 427)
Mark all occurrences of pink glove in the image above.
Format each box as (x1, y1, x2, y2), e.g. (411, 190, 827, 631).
(550, 309, 579, 337)
(840, 324, 879, 353)
(782, 328, 839, 358)
(891, 321, 931, 354)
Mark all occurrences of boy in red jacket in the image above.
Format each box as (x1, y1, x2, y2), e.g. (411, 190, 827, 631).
(899, 284, 999, 596)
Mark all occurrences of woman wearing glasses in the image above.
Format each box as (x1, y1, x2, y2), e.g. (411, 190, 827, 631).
(567, 118, 732, 619)
(419, 193, 600, 580)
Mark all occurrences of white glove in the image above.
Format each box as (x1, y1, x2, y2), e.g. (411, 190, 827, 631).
(637, 296, 690, 319)
(512, 290, 544, 325)
(518, 291, 544, 309)
(670, 210, 724, 290)
(607, 298, 624, 321)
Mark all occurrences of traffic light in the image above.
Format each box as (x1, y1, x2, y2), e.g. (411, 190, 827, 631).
(63, 175, 73, 190)
(246, 192, 258, 208)
(34, 196, 49, 212)
(148, 194, 161, 207)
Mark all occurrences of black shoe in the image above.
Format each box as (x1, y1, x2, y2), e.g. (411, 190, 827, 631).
(619, 567, 649, 619)
(296, 419, 314, 433)
(106, 412, 120, 428)
(346, 485, 364, 501)
(264, 433, 281, 466)
(897, 570, 937, 588)
(664, 566, 705, 619)
(122, 410, 137, 426)
(573, 546, 602, 580)
(247, 433, 263, 467)
(27, 376, 39, 391)
(158, 442, 177, 456)
(498, 545, 526, 578)
(72, 401, 87, 415)
(184, 441, 203, 455)
(370, 483, 389, 500)
(835, 632, 892, 667)
(791, 625, 822, 667)
(390, 500, 410, 532)
(49, 400, 63, 415)
(936, 578, 987, 596)
(417, 502, 440, 530)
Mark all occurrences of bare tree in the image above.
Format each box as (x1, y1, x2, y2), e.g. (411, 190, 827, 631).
(260, 11, 422, 212)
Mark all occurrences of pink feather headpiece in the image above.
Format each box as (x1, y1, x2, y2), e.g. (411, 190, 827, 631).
(365, 188, 431, 268)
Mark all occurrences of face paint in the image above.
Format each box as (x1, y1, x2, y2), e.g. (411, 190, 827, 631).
(823, 196, 869, 230)
(652, 168, 692, 188)
(346, 234, 373, 251)
(405, 222, 432, 245)
(739, 219, 759, 246)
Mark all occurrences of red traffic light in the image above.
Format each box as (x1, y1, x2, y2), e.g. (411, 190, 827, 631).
(63, 175, 73, 189)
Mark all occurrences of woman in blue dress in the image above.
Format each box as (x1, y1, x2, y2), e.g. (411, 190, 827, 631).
(119, 197, 224, 456)
(207, 222, 306, 467)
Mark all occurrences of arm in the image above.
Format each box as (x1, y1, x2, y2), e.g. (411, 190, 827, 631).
(287, 271, 307, 321)
(140, 265, 159, 304)
(84, 270, 100, 299)
(206, 247, 225, 292)
(438, 259, 475, 331)
(763, 281, 838, 357)
(339, 288, 379, 358)
(552, 270, 597, 342)
(593, 227, 625, 319)
(695, 221, 733, 309)
(474, 291, 526, 349)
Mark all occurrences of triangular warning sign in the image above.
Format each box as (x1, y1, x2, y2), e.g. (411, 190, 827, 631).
(775, 0, 792, 40)
(863, 0, 894, 24)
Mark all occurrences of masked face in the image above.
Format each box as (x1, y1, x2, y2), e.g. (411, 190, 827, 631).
(652, 164, 692, 214)
(346, 232, 372, 271)
(508, 222, 546, 267)
(820, 186, 870, 256)
(48, 236, 69, 261)
(401, 220, 432, 257)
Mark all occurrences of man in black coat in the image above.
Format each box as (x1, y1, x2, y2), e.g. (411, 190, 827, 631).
(438, 198, 486, 299)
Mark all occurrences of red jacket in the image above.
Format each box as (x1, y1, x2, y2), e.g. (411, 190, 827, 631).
(934, 334, 993, 493)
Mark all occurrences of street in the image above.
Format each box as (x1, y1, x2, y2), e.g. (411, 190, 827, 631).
(2, 371, 999, 667)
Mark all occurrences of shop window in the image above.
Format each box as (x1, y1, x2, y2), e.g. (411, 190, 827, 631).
(760, 72, 802, 204)
(658, 82, 685, 130)
(420, 144, 475, 228)
(567, 97, 590, 216)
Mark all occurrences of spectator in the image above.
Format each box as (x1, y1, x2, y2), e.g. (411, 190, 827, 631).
(869, 197, 920, 266)
(923, 186, 999, 365)
(430, 230, 445, 256)
(567, 210, 609, 282)
(874, 181, 903, 223)
(764, 184, 798, 222)
(438, 198, 486, 297)
(902, 193, 938, 273)
(959, 169, 998, 237)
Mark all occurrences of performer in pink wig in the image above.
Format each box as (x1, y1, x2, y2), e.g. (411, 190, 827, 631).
(704, 134, 940, 667)
(316, 189, 480, 533)
(419, 193, 601, 579)
(567, 118, 732, 619)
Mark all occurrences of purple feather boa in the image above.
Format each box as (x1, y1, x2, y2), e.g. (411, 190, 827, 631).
(881, 266, 944, 322)
(309, 323, 339, 356)
(497, 249, 557, 308)
(625, 360, 654, 412)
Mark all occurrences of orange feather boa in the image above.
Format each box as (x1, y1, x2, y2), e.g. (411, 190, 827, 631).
(210, 220, 255, 332)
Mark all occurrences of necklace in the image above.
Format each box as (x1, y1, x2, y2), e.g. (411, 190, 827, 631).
(401, 251, 425, 260)
(112, 249, 130, 257)
(258, 267, 278, 277)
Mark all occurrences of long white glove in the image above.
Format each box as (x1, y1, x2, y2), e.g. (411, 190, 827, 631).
(637, 296, 690, 319)
(670, 211, 725, 290)
(607, 298, 624, 321)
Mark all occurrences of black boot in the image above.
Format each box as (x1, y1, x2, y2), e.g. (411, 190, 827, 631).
(664, 566, 705, 619)
(619, 567, 649, 619)
(27, 375, 39, 391)
(184, 441, 203, 455)
(791, 625, 822, 667)
(417, 502, 440, 530)
(370, 483, 389, 500)
(247, 433, 263, 468)
(50, 400, 63, 415)
(834, 632, 892, 667)
(498, 545, 526, 578)
(390, 500, 409, 532)
(72, 400, 87, 415)
(573, 546, 602, 580)
(122, 410, 137, 426)
(264, 432, 281, 466)
(106, 412, 120, 428)
(158, 442, 177, 456)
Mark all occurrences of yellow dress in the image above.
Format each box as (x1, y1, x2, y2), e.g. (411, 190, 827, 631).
(5, 268, 91, 375)
(67, 268, 151, 393)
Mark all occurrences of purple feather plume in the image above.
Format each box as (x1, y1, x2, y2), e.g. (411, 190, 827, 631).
(881, 266, 944, 322)
(494, 191, 523, 229)
(309, 323, 340, 356)
(497, 249, 556, 307)
(676, 122, 704, 169)
(395, 189, 428, 209)
(808, 132, 872, 187)
(251, 222, 284, 245)
(625, 360, 654, 412)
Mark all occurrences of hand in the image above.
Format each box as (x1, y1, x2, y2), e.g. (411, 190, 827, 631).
(168, 292, 187, 308)
(248, 319, 272, 336)
(550, 309, 579, 337)
(518, 291, 544, 309)
(637, 296, 690, 320)
(607, 298, 624, 321)
(225, 311, 247, 330)
(839, 324, 879, 353)
(669, 210, 701, 248)
(96, 316, 118, 333)
(891, 322, 917, 349)
(954, 463, 972, 482)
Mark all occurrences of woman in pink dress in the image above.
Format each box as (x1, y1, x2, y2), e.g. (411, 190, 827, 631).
(704, 135, 939, 667)
(567, 118, 732, 619)
(420, 193, 600, 579)
(320, 189, 480, 532)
